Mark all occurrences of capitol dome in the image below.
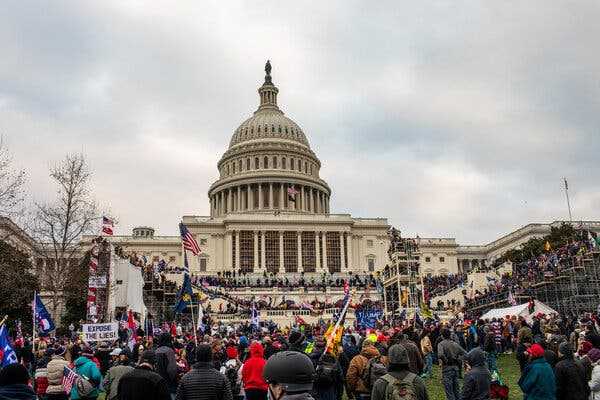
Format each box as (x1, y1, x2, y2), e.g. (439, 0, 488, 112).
(208, 61, 331, 217)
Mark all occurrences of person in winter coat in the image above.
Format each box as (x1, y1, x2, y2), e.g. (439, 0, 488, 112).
(518, 344, 556, 400)
(554, 342, 588, 400)
(398, 335, 423, 375)
(155, 332, 179, 397)
(71, 349, 103, 400)
(346, 341, 380, 400)
(420, 331, 433, 379)
(241, 342, 268, 400)
(176, 344, 232, 400)
(370, 344, 428, 400)
(220, 346, 244, 400)
(461, 348, 490, 400)
(118, 350, 171, 400)
(437, 329, 466, 400)
(0, 363, 36, 400)
(309, 338, 343, 400)
(46, 346, 70, 400)
(34, 356, 49, 399)
(589, 348, 600, 400)
(103, 349, 134, 400)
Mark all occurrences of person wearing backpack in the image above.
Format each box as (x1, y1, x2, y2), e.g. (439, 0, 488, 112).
(71, 348, 103, 400)
(437, 329, 466, 400)
(361, 349, 389, 395)
(460, 348, 490, 400)
(371, 344, 428, 400)
(310, 338, 343, 400)
(347, 341, 380, 400)
(220, 346, 243, 400)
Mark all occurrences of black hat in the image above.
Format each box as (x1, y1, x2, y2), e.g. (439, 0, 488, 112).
(195, 344, 212, 362)
(139, 350, 156, 366)
(263, 351, 314, 393)
(288, 331, 305, 346)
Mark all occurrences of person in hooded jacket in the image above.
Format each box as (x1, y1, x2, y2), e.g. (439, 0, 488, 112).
(0, 364, 36, 400)
(554, 342, 589, 400)
(71, 348, 103, 400)
(46, 346, 70, 400)
(309, 338, 343, 400)
(241, 342, 268, 400)
(155, 332, 179, 397)
(461, 348, 490, 400)
(370, 344, 428, 400)
(518, 343, 556, 400)
(346, 341, 380, 400)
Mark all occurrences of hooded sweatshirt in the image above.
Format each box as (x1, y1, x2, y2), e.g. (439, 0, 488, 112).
(461, 348, 491, 400)
(241, 342, 267, 391)
(71, 356, 102, 400)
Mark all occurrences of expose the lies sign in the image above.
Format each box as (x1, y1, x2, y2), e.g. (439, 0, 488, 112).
(82, 322, 118, 342)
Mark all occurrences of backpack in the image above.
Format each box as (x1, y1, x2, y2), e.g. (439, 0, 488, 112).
(315, 359, 339, 385)
(75, 374, 97, 397)
(225, 361, 242, 395)
(382, 373, 417, 400)
(362, 356, 387, 389)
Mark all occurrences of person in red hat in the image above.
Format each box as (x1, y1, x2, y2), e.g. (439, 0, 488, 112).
(518, 343, 556, 400)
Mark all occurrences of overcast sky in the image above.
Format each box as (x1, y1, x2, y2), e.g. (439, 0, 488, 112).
(1, 1, 599, 244)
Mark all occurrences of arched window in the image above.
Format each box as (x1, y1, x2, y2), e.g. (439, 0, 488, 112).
(254, 157, 259, 169)
(246, 158, 250, 170)
(278, 126, 282, 133)
(238, 160, 242, 172)
(304, 161, 308, 173)
(251, 127, 254, 134)
(264, 156, 269, 168)
(273, 156, 278, 168)
(232, 162, 236, 174)
(282, 157, 287, 169)
(290, 158, 295, 170)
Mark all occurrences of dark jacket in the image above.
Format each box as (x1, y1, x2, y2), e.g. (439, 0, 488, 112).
(554, 356, 589, 400)
(461, 348, 490, 400)
(155, 346, 178, 393)
(437, 339, 466, 369)
(0, 384, 36, 400)
(310, 350, 343, 400)
(176, 361, 232, 400)
(518, 357, 556, 400)
(400, 338, 424, 375)
(370, 368, 428, 400)
(117, 364, 171, 400)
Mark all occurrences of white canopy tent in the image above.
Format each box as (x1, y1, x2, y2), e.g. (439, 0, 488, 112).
(480, 300, 557, 323)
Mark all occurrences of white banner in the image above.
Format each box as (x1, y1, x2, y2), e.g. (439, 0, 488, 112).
(88, 275, 107, 288)
(82, 322, 118, 342)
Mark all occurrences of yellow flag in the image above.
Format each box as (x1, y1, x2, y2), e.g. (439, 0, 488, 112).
(544, 241, 551, 252)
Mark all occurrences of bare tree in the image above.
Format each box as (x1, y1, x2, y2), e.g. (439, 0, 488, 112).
(34, 153, 99, 316)
(0, 136, 26, 218)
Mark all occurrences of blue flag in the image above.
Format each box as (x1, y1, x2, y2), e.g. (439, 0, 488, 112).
(34, 293, 55, 334)
(174, 252, 193, 313)
(0, 326, 17, 367)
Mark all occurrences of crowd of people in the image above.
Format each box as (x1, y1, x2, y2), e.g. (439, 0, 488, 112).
(4, 310, 600, 400)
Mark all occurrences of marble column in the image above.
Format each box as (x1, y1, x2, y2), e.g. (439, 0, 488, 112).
(224, 231, 232, 269)
(322, 231, 328, 273)
(258, 184, 263, 210)
(279, 231, 284, 272)
(227, 189, 232, 213)
(301, 186, 306, 211)
(340, 232, 346, 272)
(248, 185, 253, 210)
(260, 231, 266, 270)
(309, 188, 314, 213)
(235, 230, 240, 271)
(315, 232, 321, 271)
(253, 231, 259, 271)
(297, 231, 303, 272)
(279, 183, 284, 210)
(237, 186, 241, 211)
(346, 234, 353, 272)
(269, 183, 273, 209)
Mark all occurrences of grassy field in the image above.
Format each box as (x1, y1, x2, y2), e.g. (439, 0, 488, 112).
(423, 354, 522, 400)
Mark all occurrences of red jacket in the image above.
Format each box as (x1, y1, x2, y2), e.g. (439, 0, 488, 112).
(242, 342, 268, 391)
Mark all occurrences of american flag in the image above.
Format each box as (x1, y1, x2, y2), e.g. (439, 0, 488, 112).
(287, 186, 299, 202)
(62, 366, 78, 394)
(179, 223, 200, 255)
(102, 216, 114, 236)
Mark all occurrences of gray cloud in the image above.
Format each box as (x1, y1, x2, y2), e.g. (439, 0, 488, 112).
(1, 1, 599, 244)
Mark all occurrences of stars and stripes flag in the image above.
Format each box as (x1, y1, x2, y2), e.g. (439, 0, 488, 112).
(251, 301, 260, 329)
(62, 366, 78, 394)
(179, 223, 200, 255)
(287, 186, 299, 202)
(102, 216, 114, 236)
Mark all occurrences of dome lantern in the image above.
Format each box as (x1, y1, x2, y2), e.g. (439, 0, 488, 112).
(257, 60, 279, 112)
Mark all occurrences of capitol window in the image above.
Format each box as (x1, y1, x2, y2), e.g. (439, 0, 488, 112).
(282, 157, 287, 169)
(367, 239, 373, 247)
(238, 160, 242, 171)
(439, 256, 445, 263)
(246, 158, 250, 170)
(291, 158, 295, 170)
(254, 157, 259, 169)
(199, 258, 207, 272)
(200, 238, 207, 245)
(368, 259, 375, 272)
(264, 156, 269, 168)
(425, 257, 431, 262)
(273, 156, 278, 168)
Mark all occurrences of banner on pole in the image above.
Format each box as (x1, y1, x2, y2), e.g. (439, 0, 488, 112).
(355, 309, 384, 329)
(88, 275, 107, 288)
(82, 323, 118, 342)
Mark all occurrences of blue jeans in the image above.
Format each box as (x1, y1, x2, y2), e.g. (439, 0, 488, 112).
(423, 353, 433, 377)
(442, 366, 460, 400)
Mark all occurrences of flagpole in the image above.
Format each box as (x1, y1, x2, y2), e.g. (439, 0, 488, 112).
(32, 291, 36, 353)
(564, 178, 573, 223)
(182, 245, 198, 345)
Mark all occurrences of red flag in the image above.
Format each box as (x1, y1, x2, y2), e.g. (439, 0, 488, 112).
(170, 322, 177, 337)
(127, 310, 136, 330)
(343, 280, 349, 295)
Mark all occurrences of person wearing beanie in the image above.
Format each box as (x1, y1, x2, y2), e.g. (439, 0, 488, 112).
(554, 342, 588, 400)
(155, 332, 179, 397)
(220, 346, 244, 400)
(287, 331, 306, 353)
(176, 344, 232, 400)
(460, 348, 490, 400)
(0, 363, 36, 400)
(371, 344, 428, 400)
(437, 328, 466, 400)
(103, 349, 134, 400)
(118, 350, 170, 400)
(46, 345, 70, 400)
(242, 342, 268, 400)
(518, 343, 556, 400)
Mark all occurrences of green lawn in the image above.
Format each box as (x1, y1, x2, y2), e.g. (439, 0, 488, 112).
(423, 354, 522, 400)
